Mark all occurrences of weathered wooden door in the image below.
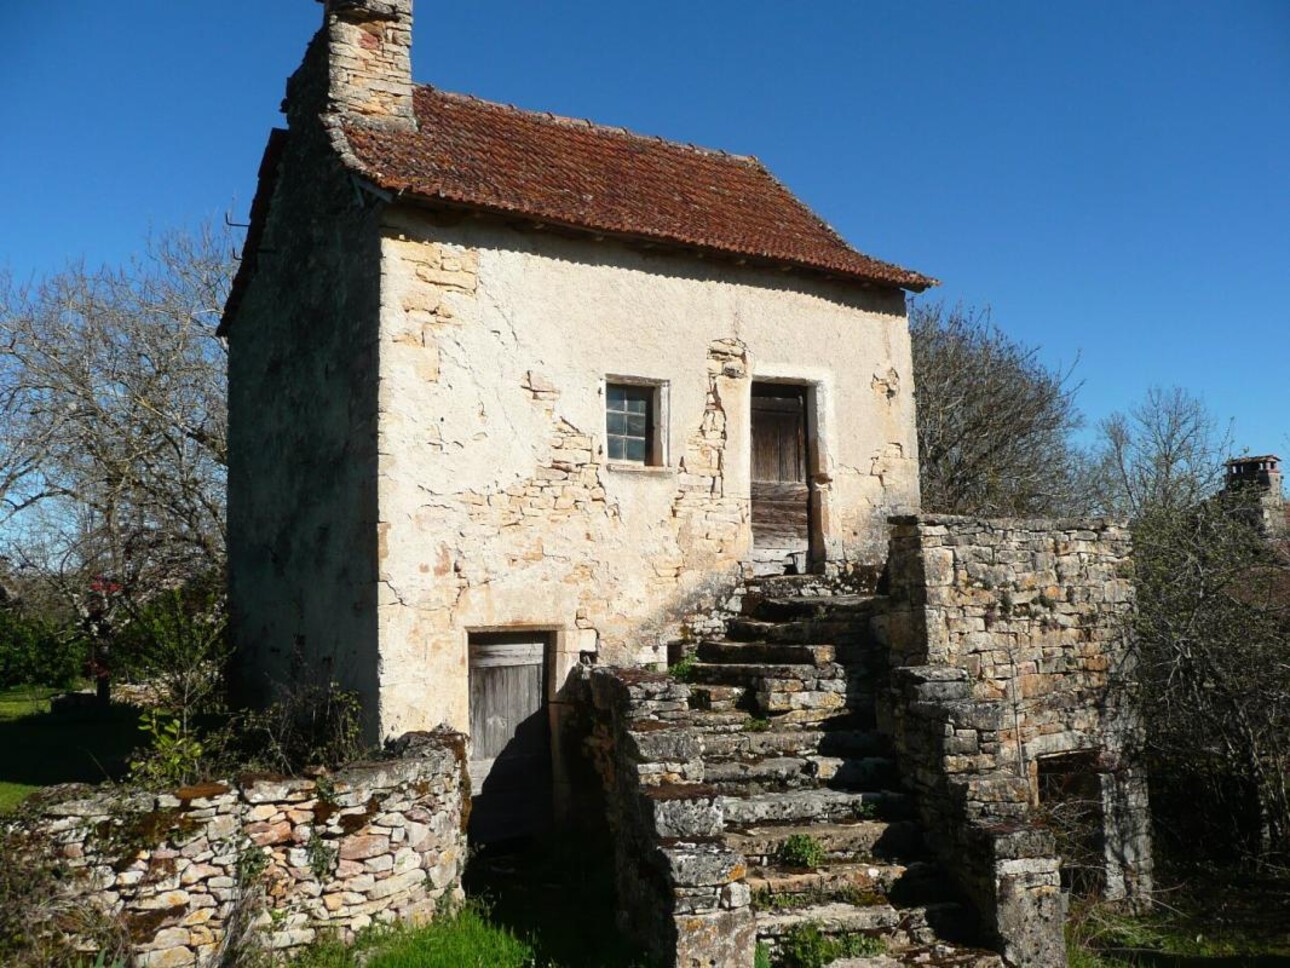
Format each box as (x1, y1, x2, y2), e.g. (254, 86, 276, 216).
(751, 384, 812, 568)
(468, 632, 552, 843)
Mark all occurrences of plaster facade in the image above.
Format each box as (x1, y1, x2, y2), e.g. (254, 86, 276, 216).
(373, 212, 919, 737)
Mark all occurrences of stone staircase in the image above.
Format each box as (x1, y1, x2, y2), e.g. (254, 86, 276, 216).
(680, 574, 1005, 967)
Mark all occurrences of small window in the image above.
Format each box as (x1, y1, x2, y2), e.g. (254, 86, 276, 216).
(606, 381, 665, 465)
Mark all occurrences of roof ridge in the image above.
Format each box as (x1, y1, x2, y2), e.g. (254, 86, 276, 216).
(418, 84, 761, 166)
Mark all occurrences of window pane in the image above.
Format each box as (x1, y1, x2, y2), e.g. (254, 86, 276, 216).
(626, 394, 648, 414)
(607, 412, 628, 435)
(607, 385, 626, 408)
(625, 436, 647, 462)
(626, 412, 647, 435)
(607, 436, 626, 461)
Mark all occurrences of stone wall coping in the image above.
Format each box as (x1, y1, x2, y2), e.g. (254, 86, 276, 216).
(889, 512, 1129, 531)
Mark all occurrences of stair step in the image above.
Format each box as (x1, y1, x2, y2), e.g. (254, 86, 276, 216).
(756, 900, 978, 948)
(725, 819, 924, 865)
(748, 860, 957, 913)
(698, 640, 836, 666)
(726, 616, 870, 646)
(808, 755, 899, 789)
(701, 726, 887, 761)
(722, 788, 909, 827)
(746, 593, 878, 623)
(688, 661, 848, 686)
(688, 684, 744, 712)
(748, 860, 913, 905)
(704, 756, 813, 789)
(832, 947, 1004, 968)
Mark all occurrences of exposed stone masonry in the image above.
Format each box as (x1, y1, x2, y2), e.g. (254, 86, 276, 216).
(877, 515, 1152, 966)
(8, 730, 467, 967)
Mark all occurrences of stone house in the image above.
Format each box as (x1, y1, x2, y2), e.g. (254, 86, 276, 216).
(221, 4, 1154, 962)
(222, 0, 930, 784)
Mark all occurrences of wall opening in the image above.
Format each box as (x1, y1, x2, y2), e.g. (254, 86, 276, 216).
(467, 630, 555, 845)
(1037, 751, 1107, 899)
(750, 381, 817, 574)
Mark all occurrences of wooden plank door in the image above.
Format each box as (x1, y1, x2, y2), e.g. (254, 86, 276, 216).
(468, 632, 552, 844)
(751, 384, 811, 561)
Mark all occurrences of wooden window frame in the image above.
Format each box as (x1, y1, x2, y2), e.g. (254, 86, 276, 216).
(605, 377, 668, 467)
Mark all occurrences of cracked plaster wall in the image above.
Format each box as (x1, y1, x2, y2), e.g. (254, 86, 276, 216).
(374, 210, 919, 738)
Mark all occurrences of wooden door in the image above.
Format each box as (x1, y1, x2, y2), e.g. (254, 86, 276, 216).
(751, 385, 811, 559)
(468, 632, 552, 843)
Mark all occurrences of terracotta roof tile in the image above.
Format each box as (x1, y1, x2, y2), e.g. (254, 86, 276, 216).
(340, 87, 936, 291)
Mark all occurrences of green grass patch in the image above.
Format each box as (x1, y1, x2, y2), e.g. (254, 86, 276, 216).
(288, 906, 534, 968)
(667, 653, 698, 682)
(775, 922, 885, 968)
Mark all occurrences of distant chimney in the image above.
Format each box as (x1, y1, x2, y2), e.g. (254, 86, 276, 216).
(288, 0, 416, 129)
(1225, 454, 1286, 535)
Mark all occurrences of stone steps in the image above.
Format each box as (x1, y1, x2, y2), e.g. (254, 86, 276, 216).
(651, 579, 1002, 966)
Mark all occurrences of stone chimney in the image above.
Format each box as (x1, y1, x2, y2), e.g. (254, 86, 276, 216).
(288, 0, 416, 129)
(1225, 454, 1287, 535)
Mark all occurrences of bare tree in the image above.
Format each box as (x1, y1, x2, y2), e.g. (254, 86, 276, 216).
(0, 224, 234, 699)
(910, 302, 1085, 517)
(1088, 386, 1228, 517)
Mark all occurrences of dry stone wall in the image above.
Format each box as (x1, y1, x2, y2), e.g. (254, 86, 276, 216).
(8, 730, 467, 967)
(876, 515, 1152, 965)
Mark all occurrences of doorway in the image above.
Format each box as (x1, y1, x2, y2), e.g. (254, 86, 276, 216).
(750, 382, 814, 574)
(467, 631, 554, 845)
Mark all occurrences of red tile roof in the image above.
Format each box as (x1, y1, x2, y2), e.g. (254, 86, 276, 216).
(340, 87, 936, 291)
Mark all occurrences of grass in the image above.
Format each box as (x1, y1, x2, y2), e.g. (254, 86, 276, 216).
(1066, 881, 1290, 967)
(0, 684, 141, 812)
(288, 905, 535, 968)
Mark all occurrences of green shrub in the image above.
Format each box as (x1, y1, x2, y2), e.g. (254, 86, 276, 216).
(777, 923, 885, 968)
(0, 607, 81, 688)
(129, 709, 206, 787)
(667, 653, 698, 682)
(776, 833, 826, 869)
(754, 941, 772, 968)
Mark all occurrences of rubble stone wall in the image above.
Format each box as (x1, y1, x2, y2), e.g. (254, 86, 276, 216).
(9, 730, 467, 967)
(574, 666, 756, 968)
(877, 515, 1152, 966)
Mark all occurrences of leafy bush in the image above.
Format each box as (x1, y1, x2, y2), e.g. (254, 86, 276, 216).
(776, 833, 826, 869)
(0, 607, 81, 688)
(129, 709, 206, 787)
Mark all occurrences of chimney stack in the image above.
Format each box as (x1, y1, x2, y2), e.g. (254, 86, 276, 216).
(1225, 454, 1287, 535)
(290, 0, 416, 129)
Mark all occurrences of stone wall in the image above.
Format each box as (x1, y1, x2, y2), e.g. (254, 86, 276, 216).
(8, 730, 467, 967)
(574, 667, 756, 968)
(877, 515, 1152, 965)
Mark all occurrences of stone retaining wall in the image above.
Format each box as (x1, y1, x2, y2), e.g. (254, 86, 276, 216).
(9, 729, 467, 966)
(877, 515, 1152, 966)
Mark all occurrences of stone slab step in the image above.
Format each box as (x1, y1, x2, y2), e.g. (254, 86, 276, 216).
(698, 640, 836, 666)
(831, 944, 1005, 967)
(748, 860, 911, 901)
(688, 684, 745, 712)
(703, 756, 813, 789)
(700, 726, 887, 761)
(725, 819, 924, 865)
(756, 900, 976, 947)
(721, 788, 909, 827)
(726, 617, 876, 649)
(807, 755, 899, 790)
(688, 661, 848, 687)
(745, 594, 879, 623)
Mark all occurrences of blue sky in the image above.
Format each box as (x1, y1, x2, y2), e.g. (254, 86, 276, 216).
(2, 1, 1287, 456)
